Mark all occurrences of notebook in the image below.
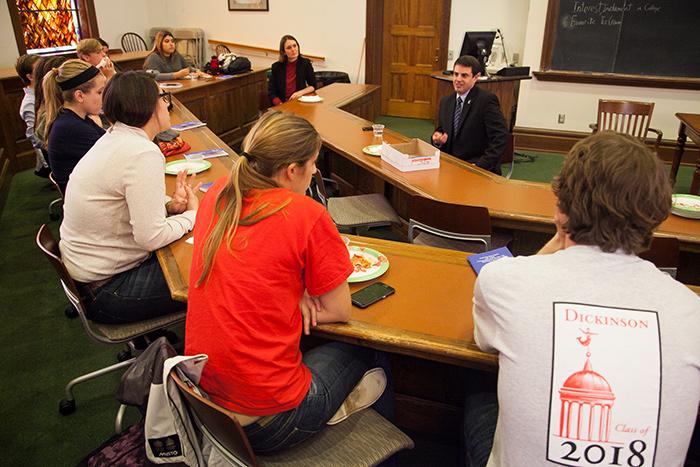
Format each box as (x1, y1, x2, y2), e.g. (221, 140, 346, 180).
(467, 246, 513, 275)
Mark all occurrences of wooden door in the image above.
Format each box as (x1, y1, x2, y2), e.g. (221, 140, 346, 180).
(380, 0, 450, 119)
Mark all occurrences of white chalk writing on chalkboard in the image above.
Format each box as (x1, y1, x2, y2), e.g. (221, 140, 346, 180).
(563, 2, 662, 29)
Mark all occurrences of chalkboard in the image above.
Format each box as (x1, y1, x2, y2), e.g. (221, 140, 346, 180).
(547, 0, 700, 78)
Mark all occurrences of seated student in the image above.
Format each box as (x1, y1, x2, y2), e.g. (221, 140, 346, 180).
(43, 59, 107, 194)
(269, 35, 317, 106)
(60, 71, 199, 324)
(14, 53, 48, 177)
(144, 30, 200, 81)
(466, 131, 700, 467)
(77, 38, 116, 79)
(33, 56, 68, 146)
(186, 110, 390, 453)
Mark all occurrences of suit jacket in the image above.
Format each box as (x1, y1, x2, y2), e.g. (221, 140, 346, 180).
(268, 56, 317, 104)
(436, 86, 508, 175)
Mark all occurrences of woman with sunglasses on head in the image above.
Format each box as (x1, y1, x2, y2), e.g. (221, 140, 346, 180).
(185, 110, 391, 453)
(268, 34, 317, 106)
(144, 30, 200, 81)
(60, 71, 199, 324)
(43, 59, 107, 194)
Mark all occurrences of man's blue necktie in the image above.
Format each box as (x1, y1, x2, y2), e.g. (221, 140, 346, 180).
(453, 96, 463, 134)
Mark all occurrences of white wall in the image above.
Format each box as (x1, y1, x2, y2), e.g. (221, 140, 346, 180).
(93, 0, 165, 51)
(516, 0, 700, 137)
(0, 3, 20, 67)
(162, 0, 367, 82)
(447, 0, 530, 66)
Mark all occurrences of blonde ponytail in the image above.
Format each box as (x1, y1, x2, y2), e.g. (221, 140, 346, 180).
(196, 110, 321, 286)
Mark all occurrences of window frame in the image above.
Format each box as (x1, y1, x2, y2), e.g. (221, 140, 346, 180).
(7, 0, 100, 56)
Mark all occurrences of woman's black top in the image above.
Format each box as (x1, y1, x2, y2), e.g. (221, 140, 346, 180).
(268, 56, 317, 104)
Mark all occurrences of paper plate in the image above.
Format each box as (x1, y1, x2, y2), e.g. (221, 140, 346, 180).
(164, 159, 212, 175)
(671, 194, 700, 219)
(348, 246, 389, 283)
(362, 145, 382, 156)
(299, 95, 323, 103)
(159, 82, 183, 89)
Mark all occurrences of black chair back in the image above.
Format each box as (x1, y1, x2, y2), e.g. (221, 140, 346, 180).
(171, 371, 259, 467)
(121, 32, 148, 52)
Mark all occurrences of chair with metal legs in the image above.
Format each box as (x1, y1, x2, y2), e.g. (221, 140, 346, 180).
(48, 172, 63, 221)
(171, 370, 414, 466)
(36, 224, 186, 416)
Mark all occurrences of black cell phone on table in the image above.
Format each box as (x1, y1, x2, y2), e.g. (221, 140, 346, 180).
(351, 282, 395, 309)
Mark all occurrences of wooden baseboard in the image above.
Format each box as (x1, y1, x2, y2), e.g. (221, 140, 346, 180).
(514, 126, 699, 165)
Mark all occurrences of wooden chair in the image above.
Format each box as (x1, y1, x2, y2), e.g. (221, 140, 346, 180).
(314, 171, 401, 233)
(36, 224, 186, 416)
(215, 43, 231, 56)
(171, 371, 414, 467)
(48, 172, 63, 220)
(120, 32, 148, 52)
(407, 195, 495, 253)
(589, 99, 663, 152)
(639, 236, 680, 278)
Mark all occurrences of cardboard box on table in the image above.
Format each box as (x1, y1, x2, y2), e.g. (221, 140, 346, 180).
(381, 139, 440, 172)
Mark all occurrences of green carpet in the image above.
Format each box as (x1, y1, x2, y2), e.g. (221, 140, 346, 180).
(0, 171, 139, 466)
(376, 115, 694, 193)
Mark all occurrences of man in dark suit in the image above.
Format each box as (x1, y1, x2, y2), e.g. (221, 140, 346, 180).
(433, 55, 508, 175)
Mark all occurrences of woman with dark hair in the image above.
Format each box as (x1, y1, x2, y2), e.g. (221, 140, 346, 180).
(59, 71, 199, 324)
(268, 35, 317, 106)
(144, 30, 197, 80)
(186, 110, 390, 453)
(43, 59, 107, 193)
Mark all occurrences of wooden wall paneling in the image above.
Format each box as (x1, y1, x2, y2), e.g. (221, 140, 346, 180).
(513, 126, 700, 165)
(365, 0, 384, 85)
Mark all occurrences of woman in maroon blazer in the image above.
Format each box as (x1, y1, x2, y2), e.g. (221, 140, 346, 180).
(268, 35, 317, 106)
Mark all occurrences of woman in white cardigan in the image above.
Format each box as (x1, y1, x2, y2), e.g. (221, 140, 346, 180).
(60, 71, 200, 323)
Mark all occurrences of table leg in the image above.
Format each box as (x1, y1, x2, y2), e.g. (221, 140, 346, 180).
(670, 122, 686, 187)
(691, 157, 700, 195)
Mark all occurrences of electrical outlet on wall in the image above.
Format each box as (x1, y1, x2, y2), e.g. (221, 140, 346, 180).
(558, 114, 566, 124)
(447, 50, 454, 60)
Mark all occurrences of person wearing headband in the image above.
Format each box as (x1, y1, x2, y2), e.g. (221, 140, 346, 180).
(144, 30, 202, 81)
(186, 110, 391, 453)
(77, 38, 116, 79)
(60, 71, 200, 325)
(43, 59, 106, 193)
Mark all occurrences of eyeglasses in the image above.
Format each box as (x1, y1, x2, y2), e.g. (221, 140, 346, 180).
(159, 91, 173, 111)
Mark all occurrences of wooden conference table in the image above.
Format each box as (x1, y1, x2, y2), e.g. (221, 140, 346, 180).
(276, 84, 700, 252)
(158, 96, 494, 370)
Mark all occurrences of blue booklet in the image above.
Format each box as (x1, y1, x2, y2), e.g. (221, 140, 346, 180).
(185, 149, 228, 160)
(171, 121, 206, 131)
(467, 247, 513, 275)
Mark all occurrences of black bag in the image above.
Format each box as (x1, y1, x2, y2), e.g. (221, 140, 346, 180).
(224, 56, 251, 75)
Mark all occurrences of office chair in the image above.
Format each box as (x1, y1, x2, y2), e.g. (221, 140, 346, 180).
(313, 171, 401, 234)
(36, 224, 186, 416)
(171, 371, 414, 466)
(408, 195, 511, 253)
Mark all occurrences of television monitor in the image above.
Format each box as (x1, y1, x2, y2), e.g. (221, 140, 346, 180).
(459, 31, 497, 75)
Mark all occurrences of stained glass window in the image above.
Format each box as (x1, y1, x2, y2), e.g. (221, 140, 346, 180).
(15, 0, 82, 54)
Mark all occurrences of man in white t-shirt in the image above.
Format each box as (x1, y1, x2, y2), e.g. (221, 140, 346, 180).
(467, 131, 700, 467)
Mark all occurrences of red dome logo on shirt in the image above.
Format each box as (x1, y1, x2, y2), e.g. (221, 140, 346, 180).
(558, 328, 616, 442)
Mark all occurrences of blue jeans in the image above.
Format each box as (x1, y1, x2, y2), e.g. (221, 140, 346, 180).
(85, 254, 185, 324)
(243, 342, 394, 453)
(462, 392, 498, 467)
